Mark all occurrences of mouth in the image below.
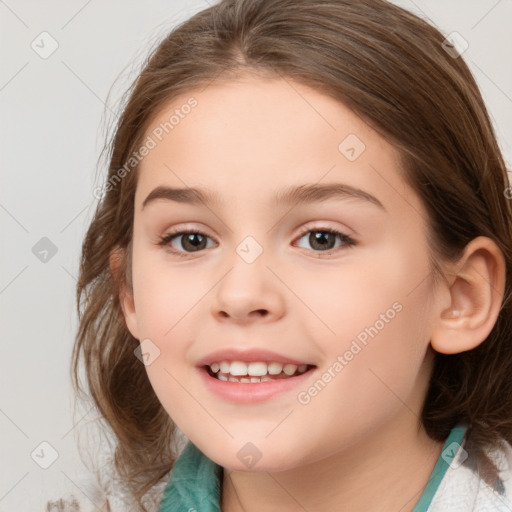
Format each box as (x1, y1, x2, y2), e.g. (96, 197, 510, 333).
(203, 361, 316, 383)
(199, 361, 317, 403)
(196, 349, 318, 402)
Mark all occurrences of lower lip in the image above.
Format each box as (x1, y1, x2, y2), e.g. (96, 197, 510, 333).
(198, 366, 317, 403)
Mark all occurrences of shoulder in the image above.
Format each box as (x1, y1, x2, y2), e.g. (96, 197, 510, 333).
(45, 470, 169, 512)
(428, 437, 512, 511)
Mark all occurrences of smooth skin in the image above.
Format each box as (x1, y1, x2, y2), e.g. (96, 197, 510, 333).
(112, 73, 506, 511)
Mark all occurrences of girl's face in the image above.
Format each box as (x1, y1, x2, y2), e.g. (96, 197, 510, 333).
(122, 75, 445, 471)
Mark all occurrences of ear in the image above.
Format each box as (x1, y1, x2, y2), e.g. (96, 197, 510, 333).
(109, 246, 139, 340)
(430, 236, 506, 354)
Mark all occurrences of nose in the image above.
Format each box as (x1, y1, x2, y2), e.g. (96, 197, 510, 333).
(211, 252, 286, 324)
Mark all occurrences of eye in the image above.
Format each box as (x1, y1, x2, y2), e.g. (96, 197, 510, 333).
(293, 226, 356, 253)
(158, 226, 357, 257)
(158, 229, 216, 256)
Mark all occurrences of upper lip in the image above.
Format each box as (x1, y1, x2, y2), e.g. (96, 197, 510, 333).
(196, 348, 315, 367)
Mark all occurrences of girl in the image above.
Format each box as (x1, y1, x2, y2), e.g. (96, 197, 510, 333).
(59, 0, 512, 510)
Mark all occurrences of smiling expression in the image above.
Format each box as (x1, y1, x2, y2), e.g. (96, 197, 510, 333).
(120, 74, 442, 471)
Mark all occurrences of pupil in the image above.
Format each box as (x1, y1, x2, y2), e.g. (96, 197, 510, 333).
(184, 233, 206, 251)
(311, 231, 334, 250)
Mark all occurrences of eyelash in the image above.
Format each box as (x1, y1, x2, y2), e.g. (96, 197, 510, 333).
(157, 226, 357, 258)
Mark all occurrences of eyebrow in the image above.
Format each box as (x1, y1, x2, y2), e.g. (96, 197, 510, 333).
(142, 183, 386, 212)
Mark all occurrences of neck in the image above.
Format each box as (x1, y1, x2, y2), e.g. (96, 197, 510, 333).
(221, 417, 444, 512)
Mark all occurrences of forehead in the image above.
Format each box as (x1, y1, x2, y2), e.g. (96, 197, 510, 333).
(135, 76, 419, 216)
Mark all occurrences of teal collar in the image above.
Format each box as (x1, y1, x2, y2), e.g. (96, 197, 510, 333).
(158, 424, 467, 512)
(412, 423, 467, 511)
(157, 440, 223, 512)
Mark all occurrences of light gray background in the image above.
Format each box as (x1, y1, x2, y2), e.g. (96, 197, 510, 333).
(1, 1, 511, 510)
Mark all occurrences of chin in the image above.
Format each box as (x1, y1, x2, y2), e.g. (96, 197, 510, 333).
(203, 440, 305, 473)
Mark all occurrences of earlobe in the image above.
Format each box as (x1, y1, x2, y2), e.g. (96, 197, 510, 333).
(109, 247, 139, 340)
(430, 236, 506, 355)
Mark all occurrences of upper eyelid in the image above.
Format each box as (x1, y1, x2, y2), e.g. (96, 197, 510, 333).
(160, 224, 354, 249)
(161, 222, 351, 239)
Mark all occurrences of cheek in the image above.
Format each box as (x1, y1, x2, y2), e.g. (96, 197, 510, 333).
(285, 237, 432, 348)
(129, 246, 213, 415)
(288, 292, 433, 462)
(296, 241, 433, 405)
(131, 249, 201, 343)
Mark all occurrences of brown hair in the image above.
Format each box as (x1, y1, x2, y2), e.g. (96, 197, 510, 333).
(71, 0, 512, 508)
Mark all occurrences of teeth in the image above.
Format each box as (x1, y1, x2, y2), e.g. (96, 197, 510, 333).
(219, 375, 273, 383)
(283, 364, 298, 376)
(207, 360, 311, 381)
(268, 362, 283, 375)
(229, 361, 248, 376)
(247, 362, 268, 376)
(219, 361, 231, 373)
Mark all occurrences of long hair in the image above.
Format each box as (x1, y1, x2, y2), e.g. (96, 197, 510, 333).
(71, 0, 512, 508)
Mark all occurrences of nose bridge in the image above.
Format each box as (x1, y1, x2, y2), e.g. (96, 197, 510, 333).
(212, 233, 284, 321)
